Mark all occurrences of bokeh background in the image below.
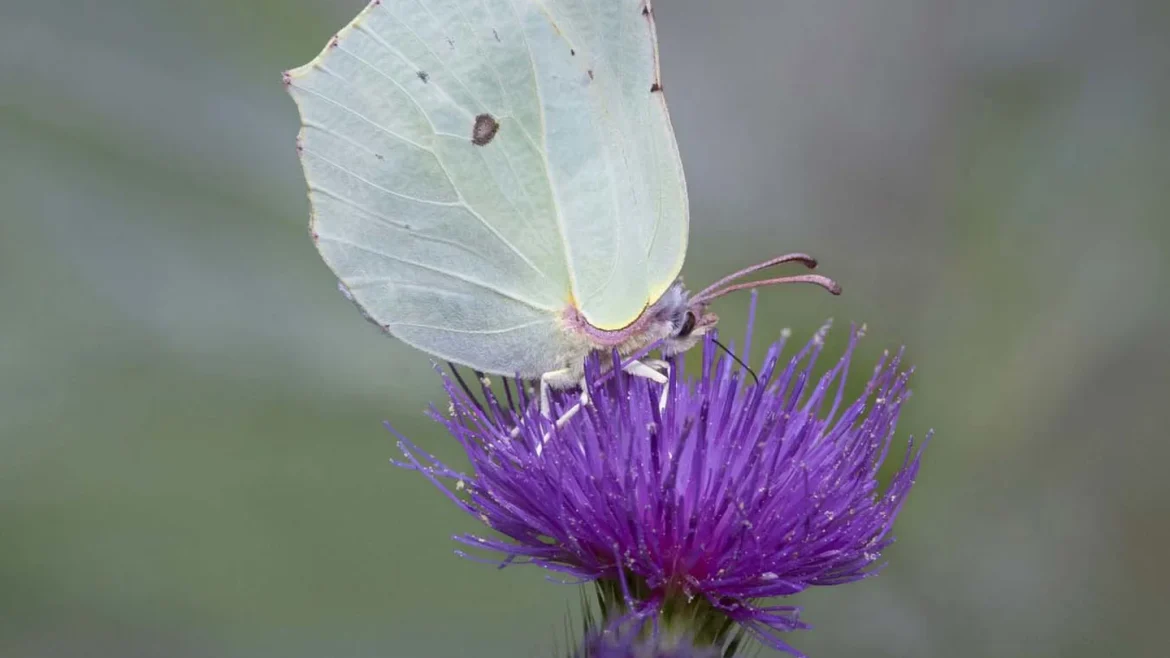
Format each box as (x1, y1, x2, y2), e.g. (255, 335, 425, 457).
(3, 0, 1167, 656)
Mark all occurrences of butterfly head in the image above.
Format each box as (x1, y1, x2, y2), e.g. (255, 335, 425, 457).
(662, 253, 842, 357)
(660, 296, 718, 357)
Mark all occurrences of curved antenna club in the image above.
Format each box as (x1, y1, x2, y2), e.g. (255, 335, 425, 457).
(692, 252, 842, 304)
(696, 274, 842, 303)
(692, 253, 819, 302)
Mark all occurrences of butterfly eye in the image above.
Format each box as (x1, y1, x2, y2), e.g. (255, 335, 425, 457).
(677, 311, 697, 338)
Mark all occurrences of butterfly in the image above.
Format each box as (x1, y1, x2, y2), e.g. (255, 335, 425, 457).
(284, 0, 839, 426)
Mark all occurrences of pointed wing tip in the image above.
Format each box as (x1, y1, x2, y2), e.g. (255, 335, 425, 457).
(283, 0, 386, 91)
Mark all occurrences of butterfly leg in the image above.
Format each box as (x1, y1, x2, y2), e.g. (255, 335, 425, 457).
(537, 368, 586, 421)
(509, 368, 586, 442)
(624, 359, 671, 412)
(528, 370, 591, 453)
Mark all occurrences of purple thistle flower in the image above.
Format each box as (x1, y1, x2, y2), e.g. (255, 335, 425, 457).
(392, 304, 929, 657)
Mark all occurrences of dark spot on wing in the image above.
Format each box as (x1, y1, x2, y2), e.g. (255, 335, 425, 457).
(642, 4, 651, 18)
(587, 69, 594, 81)
(329, 35, 340, 48)
(570, 48, 576, 56)
(493, 29, 500, 42)
(471, 113, 500, 146)
(650, 82, 662, 92)
(417, 70, 429, 83)
(374, 153, 384, 160)
(446, 37, 456, 49)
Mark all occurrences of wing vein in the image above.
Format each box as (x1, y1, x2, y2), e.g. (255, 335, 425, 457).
(353, 17, 477, 120)
(302, 147, 459, 206)
(306, 144, 553, 285)
(332, 43, 438, 135)
(388, 320, 550, 336)
(447, 0, 515, 121)
(317, 235, 557, 311)
(491, 129, 542, 234)
(394, 0, 493, 116)
(310, 186, 500, 261)
(294, 78, 433, 153)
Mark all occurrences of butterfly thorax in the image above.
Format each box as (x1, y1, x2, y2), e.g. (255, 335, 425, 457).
(555, 283, 716, 385)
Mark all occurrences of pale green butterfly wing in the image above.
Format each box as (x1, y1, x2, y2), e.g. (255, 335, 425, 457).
(284, 0, 687, 374)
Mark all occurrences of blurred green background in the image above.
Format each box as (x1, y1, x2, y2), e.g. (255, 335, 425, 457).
(3, 0, 1167, 656)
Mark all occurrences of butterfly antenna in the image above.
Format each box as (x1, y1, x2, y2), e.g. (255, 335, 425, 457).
(692, 253, 842, 304)
(712, 338, 759, 385)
